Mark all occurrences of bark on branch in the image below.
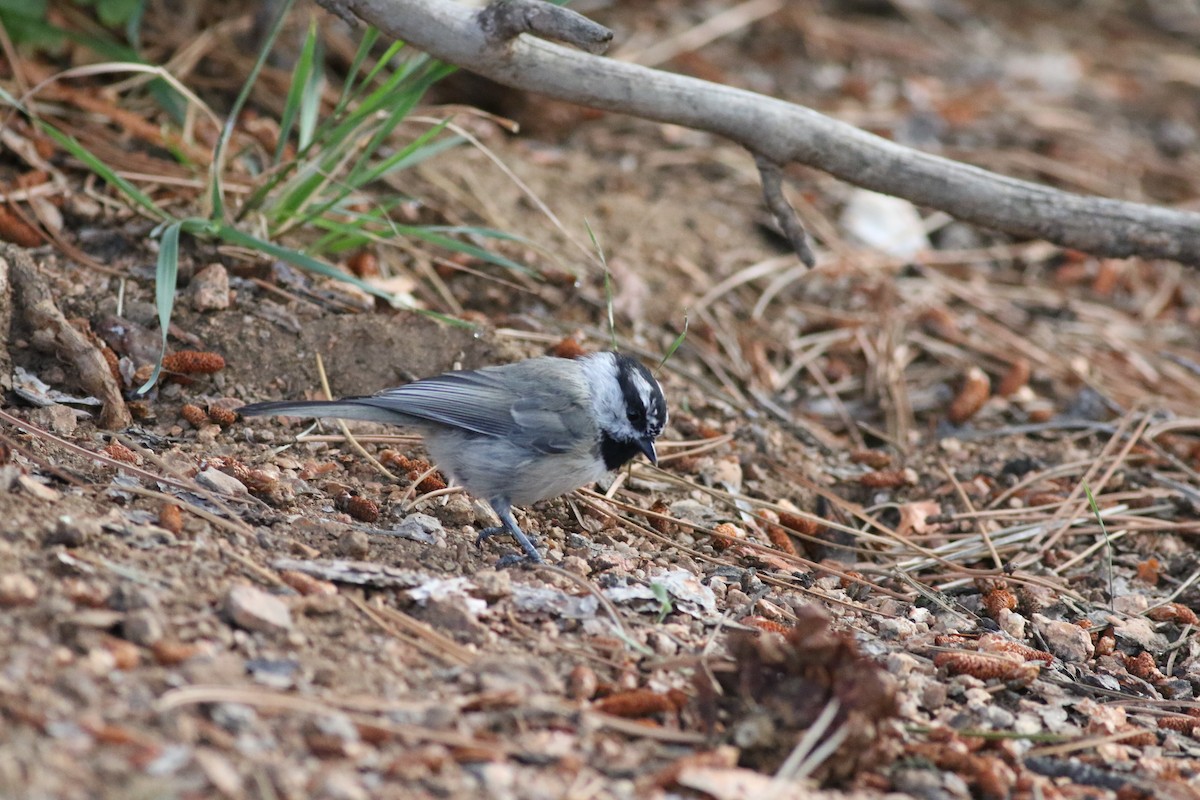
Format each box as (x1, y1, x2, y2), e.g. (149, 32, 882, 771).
(322, 0, 1200, 266)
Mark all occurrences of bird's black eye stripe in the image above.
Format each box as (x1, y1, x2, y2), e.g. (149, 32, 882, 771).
(614, 357, 650, 431)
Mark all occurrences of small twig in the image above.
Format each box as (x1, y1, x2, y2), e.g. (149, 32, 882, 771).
(754, 153, 815, 268)
(320, 0, 1200, 264)
(347, 593, 475, 665)
(314, 353, 399, 481)
(940, 460, 1003, 572)
(476, 0, 613, 54)
(2, 244, 131, 429)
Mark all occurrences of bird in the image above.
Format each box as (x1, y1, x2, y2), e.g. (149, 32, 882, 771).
(239, 352, 668, 564)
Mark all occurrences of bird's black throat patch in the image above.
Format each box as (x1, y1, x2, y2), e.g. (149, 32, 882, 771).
(599, 432, 642, 471)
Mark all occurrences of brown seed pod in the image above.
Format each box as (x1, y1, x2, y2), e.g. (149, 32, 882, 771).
(0, 203, 43, 247)
(948, 367, 991, 424)
(1124, 651, 1165, 682)
(180, 403, 208, 427)
(740, 615, 792, 634)
(594, 688, 685, 718)
(647, 500, 675, 536)
(279, 569, 338, 596)
(996, 358, 1031, 397)
(414, 472, 448, 494)
(549, 338, 587, 359)
(778, 511, 822, 537)
(1136, 557, 1162, 585)
(150, 640, 203, 666)
(849, 449, 892, 469)
(346, 249, 380, 278)
(102, 441, 141, 465)
(206, 405, 239, 426)
(158, 503, 183, 535)
(711, 522, 743, 551)
(336, 492, 380, 524)
(162, 351, 226, 374)
(934, 651, 1039, 684)
(758, 511, 798, 556)
(981, 587, 1018, 620)
(1157, 716, 1200, 734)
(977, 634, 1053, 664)
(860, 469, 914, 489)
(567, 665, 599, 701)
(101, 635, 141, 670)
(1147, 602, 1199, 626)
(101, 346, 122, 386)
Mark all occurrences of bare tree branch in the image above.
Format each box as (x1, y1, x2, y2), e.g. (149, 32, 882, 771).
(322, 0, 1200, 266)
(754, 153, 815, 268)
(476, 0, 612, 54)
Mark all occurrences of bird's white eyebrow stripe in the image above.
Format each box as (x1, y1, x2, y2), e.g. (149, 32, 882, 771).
(630, 371, 652, 403)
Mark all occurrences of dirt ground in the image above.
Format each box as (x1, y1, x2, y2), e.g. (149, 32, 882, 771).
(3, 1, 1200, 798)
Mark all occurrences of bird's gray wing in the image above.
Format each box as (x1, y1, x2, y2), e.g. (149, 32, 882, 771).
(356, 361, 593, 453)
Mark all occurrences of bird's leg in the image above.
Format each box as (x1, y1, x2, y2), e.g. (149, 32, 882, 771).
(476, 499, 543, 564)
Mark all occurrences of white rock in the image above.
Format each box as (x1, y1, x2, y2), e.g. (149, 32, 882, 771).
(840, 189, 930, 259)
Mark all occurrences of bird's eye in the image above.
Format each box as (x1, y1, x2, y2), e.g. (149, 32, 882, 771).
(627, 407, 644, 427)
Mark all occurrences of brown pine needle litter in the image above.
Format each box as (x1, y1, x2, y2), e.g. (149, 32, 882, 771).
(4, 3, 1200, 797)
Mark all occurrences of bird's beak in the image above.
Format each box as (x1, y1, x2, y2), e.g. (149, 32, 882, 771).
(638, 437, 658, 466)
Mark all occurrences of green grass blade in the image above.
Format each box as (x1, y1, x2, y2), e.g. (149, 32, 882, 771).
(137, 220, 182, 395)
(212, 224, 465, 329)
(1083, 482, 1115, 612)
(584, 219, 618, 350)
(657, 316, 689, 374)
(210, 0, 295, 220)
(292, 127, 459, 229)
(297, 51, 324, 152)
(392, 225, 539, 277)
(352, 126, 460, 188)
(328, 27, 383, 122)
(276, 18, 320, 163)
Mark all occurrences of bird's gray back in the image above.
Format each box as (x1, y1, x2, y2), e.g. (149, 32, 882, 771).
(357, 357, 597, 453)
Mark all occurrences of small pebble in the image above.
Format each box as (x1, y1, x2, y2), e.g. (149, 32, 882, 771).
(336, 530, 370, 559)
(225, 585, 293, 634)
(0, 573, 38, 607)
(30, 404, 77, 436)
(190, 263, 231, 312)
(196, 468, 249, 497)
(47, 515, 101, 547)
(122, 608, 165, 646)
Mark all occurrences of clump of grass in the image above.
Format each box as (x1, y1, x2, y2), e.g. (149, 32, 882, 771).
(6, 0, 539, 393)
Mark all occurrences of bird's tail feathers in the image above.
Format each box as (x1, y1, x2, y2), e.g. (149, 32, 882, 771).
(239, 399, 411, 425)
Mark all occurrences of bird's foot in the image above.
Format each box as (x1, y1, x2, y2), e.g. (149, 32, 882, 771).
(475, 525, 515, 544)
(494, 552, 541, 568)
(475, 525, 543, 566)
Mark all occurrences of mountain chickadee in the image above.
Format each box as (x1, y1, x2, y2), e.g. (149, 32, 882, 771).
(240, 352, 668, 563)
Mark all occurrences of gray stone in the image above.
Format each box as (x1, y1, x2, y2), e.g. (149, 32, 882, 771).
(335, 530, 370, 559)
(122, 608, 165, 646)
(47, 515, 101, 547)
(1033, 613, 1093, 663)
